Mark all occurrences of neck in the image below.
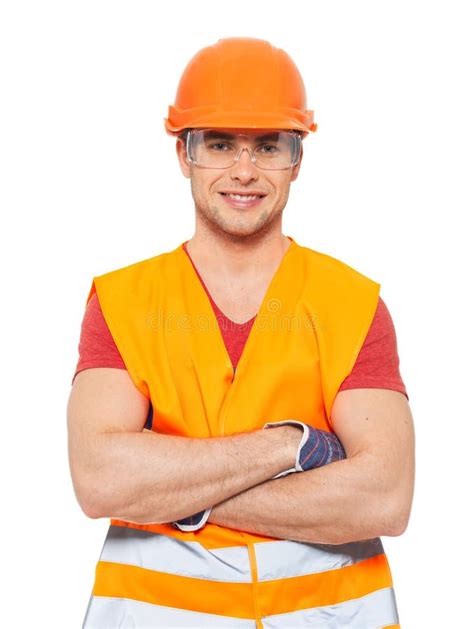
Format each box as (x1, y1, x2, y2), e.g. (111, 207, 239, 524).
(184, 232, 292, 279)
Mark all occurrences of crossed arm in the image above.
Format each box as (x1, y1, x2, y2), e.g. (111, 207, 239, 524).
(68, 369, 415, 545)
(208, 388, 415, 544)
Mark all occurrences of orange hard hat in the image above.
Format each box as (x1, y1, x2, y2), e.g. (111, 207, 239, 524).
(164, 37, 317, 138)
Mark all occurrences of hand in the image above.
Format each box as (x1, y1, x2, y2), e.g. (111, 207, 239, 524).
(264, 419, 346, 479)
(299, 424, 346, 469)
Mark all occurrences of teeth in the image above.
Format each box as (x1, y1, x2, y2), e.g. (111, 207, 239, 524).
(225, 193, 261, 200)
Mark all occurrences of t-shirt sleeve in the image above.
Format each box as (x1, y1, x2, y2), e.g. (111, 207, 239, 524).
(339, 296, 409, 400)
(71, 292, 127, 385)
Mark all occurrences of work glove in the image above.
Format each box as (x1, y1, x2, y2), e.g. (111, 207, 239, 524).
(173, 506, 213, 532)
(263, 419, 346, 479)
(173, 421, 345, 530)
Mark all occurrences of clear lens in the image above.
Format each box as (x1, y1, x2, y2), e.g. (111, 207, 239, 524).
(186, 129, 301, 170)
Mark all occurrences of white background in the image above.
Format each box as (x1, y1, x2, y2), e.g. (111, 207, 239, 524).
(1, 1, 472, 627)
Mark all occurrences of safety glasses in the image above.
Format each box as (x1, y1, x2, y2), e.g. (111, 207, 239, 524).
(185, 129, 302, 170)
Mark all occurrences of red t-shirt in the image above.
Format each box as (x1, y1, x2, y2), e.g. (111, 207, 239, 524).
(73, 245, 408, 404)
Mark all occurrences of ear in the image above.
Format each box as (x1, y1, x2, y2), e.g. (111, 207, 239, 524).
(176, 137, 191, 179)
(290, 143, 304, 182)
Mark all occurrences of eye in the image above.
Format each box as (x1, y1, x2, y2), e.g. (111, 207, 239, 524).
(258, 144, 278, 154)
(209, 142, 231, 151)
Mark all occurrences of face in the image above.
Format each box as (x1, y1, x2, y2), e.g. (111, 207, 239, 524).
(176, 127, 303, 240)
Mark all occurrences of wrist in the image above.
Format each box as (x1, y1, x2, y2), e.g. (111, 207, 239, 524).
(281, 424, 305, 465)
(263, 422, 303, 470)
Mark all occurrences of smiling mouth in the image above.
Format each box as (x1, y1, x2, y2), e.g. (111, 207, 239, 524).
(219, 193, 266, 200)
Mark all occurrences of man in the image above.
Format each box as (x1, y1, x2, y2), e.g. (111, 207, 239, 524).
(68, 37, 414, 628)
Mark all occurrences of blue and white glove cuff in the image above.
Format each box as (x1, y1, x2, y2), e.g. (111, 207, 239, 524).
(173, 506, 212, 532)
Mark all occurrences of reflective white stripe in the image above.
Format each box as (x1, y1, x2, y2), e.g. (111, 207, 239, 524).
(100, 525, 252, 582)
(261, 587, 399, 629)
(83, 596, 256, 628)
(254, 537, 385, 580)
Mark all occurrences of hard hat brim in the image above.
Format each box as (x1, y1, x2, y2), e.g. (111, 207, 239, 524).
(164, 106, 317, 137)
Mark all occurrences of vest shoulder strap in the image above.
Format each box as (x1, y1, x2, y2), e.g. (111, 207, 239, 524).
(301, 245, 380, 422)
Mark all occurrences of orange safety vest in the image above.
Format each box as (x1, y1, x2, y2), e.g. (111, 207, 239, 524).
(82, 236, 400, 629)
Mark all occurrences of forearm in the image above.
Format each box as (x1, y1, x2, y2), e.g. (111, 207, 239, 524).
(80, 426, 299, 523)
(208, 452, 400, 544)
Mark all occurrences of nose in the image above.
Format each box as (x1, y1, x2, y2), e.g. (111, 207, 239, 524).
(229, 147, 259, 183)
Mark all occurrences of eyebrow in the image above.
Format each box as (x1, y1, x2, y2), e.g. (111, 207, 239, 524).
(203, 130, 281, 141)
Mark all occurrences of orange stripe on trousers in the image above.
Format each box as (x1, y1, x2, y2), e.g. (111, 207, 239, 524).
(93, 560, 255, 620)
(258, 553, 394, 617)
